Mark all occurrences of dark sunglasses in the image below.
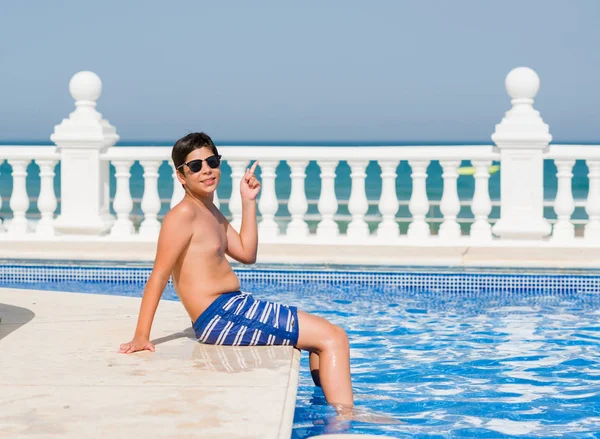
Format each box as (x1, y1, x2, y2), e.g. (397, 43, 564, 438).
(177, 155, 222, 173)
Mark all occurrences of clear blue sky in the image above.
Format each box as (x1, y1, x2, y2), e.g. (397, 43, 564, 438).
(1, 1, 598, 144)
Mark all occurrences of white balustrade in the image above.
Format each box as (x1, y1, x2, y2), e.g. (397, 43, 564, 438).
(584, 159, 600, 240)
(228, 160, 249, 232)
(316, 160, 339, 237)
(347, 160, 370, 238)
(7, 159, 30, 235)
(35, 159, 58, 236)
(258, 160, 279, 238)
(286, 160, 309, 238)
(3, 68, 600, 261)
(376, 160, 400, 238)
(439, 160, 461, 240)
(470, 160, 493, 240)
(139, 160, 162, 237)
(110, 160, 135, 236)
(552, 159, 575, 240)
(407, 160, 430, 239)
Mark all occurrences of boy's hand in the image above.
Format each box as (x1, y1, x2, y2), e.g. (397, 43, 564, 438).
(118, 336, 155, 354)
(240, 161, 261, 200)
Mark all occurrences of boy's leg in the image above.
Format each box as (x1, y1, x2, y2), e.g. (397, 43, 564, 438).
(309, 352, 321, 387)
(295, 310, 353, 406)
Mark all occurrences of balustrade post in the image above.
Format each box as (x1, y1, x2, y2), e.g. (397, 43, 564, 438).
(491, 67, 552, 239)
(35, 159, 58, 236)
(228, 160, 249, 231)
(376, 160, 400, 238)
(316, 160, 339, 237)
(347, 160, 370, 238)
(139, 160, 162, 237)
(286, 160, 309, 238)
(552, 159, 575, 240)
(7, 159, 30, 235)
(470, 160, 493, 240)
(439, 160, 461, 239)
(51, 71, 118, 235)
(584, 160, 600, 240)
(170, 163, 185, 209)
(407, 160, 430, 239)
(110, 160, 135, 237)
(258, 160, 279, 239)
(0, 160, 3, 232)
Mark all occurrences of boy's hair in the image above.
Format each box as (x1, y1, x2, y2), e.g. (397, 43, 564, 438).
(172, 132, 219, 174)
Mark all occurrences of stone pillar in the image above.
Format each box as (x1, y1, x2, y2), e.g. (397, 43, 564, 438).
(51, 71, 119, 235)
(491, 67, 552, 240)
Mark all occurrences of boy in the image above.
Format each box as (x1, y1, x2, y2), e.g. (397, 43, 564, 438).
(119, 132, 353, 409)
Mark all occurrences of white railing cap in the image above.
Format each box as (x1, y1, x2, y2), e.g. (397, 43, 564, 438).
(101, 145, 499, 163)
(0, 146, 59, 161)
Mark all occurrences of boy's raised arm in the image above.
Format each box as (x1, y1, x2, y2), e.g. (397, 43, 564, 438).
(226, 161, 261, 264)
(119, 207, 194, 354)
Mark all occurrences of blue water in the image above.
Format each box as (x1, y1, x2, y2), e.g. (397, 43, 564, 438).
(0, 142, 593, 224)
(2, 276, 600, 438)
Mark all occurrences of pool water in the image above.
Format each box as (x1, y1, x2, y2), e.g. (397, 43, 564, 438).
(2, 276, 600, 438)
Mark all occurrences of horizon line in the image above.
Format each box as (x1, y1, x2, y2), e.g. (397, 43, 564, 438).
(2, 139, 600, 146)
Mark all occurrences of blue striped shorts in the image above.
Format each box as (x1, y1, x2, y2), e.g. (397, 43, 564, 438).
(192, 291, 300, 346)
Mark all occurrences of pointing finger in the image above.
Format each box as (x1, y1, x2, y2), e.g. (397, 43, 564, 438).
(249, 161, 259, 174)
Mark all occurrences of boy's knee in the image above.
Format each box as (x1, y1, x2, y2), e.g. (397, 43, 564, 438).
(323, 324, 349, 350)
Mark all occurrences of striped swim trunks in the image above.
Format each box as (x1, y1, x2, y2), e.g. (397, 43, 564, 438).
(192, 291, 299, 346)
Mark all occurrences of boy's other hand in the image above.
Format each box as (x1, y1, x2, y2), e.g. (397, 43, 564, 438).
(240, 161, 261, 200)
(118, 336, 155, 354)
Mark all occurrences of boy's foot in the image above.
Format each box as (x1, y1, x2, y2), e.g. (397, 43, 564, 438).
(332, 404, 403, 424)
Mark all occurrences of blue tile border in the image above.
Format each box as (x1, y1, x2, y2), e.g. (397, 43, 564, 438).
(0, 262, 599, 295)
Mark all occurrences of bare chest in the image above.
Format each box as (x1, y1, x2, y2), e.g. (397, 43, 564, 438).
(190, 213, 228, 257)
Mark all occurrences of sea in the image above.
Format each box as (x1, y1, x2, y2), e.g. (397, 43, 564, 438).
(0, 141, 592, 228)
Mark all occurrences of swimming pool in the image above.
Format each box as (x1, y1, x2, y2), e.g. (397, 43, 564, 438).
(1, 263, 600, 438)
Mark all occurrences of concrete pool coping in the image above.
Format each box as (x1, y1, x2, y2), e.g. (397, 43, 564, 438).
(1, 238, 600, 268)
(0, 287, 301, 439)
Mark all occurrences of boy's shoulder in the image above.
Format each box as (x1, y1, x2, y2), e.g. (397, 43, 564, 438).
(162, 201, 197, 226)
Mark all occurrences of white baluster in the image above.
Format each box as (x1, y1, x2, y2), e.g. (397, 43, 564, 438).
(7, 159, 30, 235)
(35, 159, 58, 236)
(213, 190, 220, 210)
(552, 159, 575, 240)
(286, 160, 309, 238)
(346, 160, 370, 238)
(584, 159, 600, 240)
(228, 160, 249, 231)
(139, 160, 162, 237)
(170, 163, 185, 209)
(439, 160, 461, 240)
(258, 160, 279, 238)
(317, 160, 339, 237)
(376, 160, 400, 238)
(0, 159, 4, 232)
(470, 160, 493, 240)
(407, 160, 430, 239)
(110, 160, 135, 236)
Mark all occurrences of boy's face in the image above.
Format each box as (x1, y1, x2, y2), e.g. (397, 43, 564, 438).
(177, 147, 221, 197)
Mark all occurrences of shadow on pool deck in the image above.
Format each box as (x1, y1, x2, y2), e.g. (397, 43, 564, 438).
(0, 303, 35, 341)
